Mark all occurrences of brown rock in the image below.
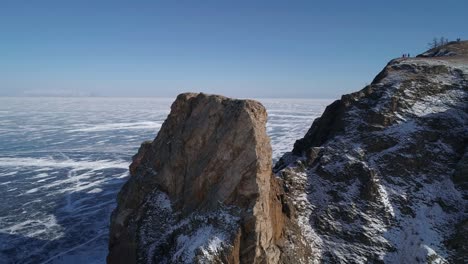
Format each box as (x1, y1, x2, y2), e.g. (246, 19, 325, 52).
(108, 93, 285, 263)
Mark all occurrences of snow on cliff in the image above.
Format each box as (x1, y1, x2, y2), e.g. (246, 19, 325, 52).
(276, 41, 468, 263)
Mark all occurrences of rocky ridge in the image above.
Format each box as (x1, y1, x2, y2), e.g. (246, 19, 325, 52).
(275, 41, 468, 263)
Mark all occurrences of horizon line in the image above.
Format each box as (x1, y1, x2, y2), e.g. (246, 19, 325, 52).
(0, 95, 338, 100)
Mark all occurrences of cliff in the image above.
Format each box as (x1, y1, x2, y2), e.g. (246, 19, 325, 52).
(275, 41, 468, 263)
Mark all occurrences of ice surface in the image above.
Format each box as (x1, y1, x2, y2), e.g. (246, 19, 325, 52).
(68, 121, 162, 132)
(0, 97, 330, 263)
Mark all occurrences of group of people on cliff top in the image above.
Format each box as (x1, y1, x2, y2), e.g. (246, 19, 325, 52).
(402, 53, 410, 58)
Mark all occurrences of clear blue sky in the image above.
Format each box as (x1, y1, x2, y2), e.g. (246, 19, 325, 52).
(0, 0, 466, 98)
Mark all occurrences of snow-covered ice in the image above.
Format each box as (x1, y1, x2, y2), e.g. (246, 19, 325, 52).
(0, 96, 330, 263)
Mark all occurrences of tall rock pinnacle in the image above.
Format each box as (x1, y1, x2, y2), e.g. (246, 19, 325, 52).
(108, 93, 286, 263)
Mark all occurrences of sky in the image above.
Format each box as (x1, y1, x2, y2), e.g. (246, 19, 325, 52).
(0, 0, 467, 99)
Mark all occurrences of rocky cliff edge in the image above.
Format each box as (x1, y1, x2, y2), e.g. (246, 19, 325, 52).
(275, 41, 468, 263)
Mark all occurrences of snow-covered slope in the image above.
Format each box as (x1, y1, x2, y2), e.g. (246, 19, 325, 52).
(275, 41, 468, 263)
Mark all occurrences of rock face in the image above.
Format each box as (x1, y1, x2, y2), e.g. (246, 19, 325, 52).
(108, 93, 286, 263)
(275, 41, 468, 263)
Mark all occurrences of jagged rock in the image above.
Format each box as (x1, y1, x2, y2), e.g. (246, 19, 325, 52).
(108, 93, 287, 264)
(276, 41, 468, 263)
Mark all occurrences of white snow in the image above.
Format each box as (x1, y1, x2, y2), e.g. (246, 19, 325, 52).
(0, 157, 129, 170)
(0, 214, 64, 240)
(410, 89, 467, 117)
(172, 226, 227, 262)
(68, 121, 162, 133)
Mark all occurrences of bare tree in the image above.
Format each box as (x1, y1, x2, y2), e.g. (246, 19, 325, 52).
(439, 37, 449, 46)
(428, 37, 439, 49)
(428, 37, 449, 49)
(443, 37, 449, 45)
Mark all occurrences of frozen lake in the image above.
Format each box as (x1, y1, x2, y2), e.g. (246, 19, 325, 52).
(0, 97, 331, 263)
